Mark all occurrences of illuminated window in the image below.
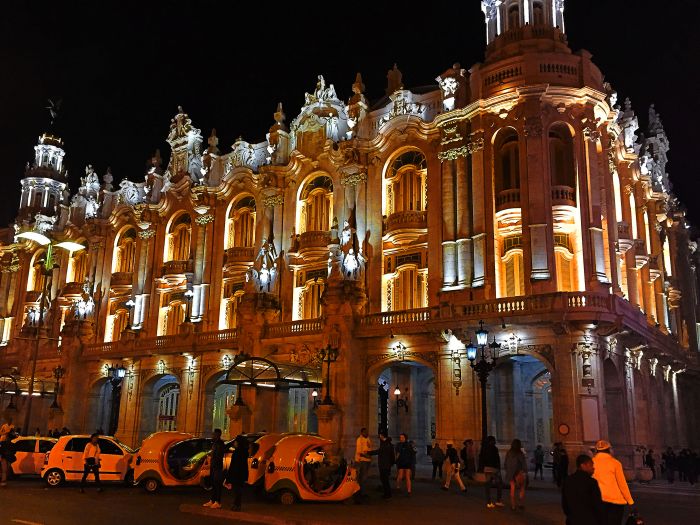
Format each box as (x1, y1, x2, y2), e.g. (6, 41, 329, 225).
(387, 266, 427, 311)
(612, 171, 623, 222)
(301, 279, 325, 319)
(501, 250, 525, 297)
(533, 1, 545, 25)
(508, 4, 520, 29)
(386, 151, 427, 215)
(160, 302, 186, 335)
(68, 250, 88, 284)
(113, 228, 136, 273)
(629, 193, 638, 239)
(495, 129, 520, 193)
(298, 176, 333, 234)
(108, 309, 129, 342)
(27, 251, 47, 292)
(227, 196, 256, 249)
(549, 124, 576, 189)
(644, 211, 651, 254)
(224, 290, 244, 329)
(663, 237, 672, 277)
(166, 214, 192, 262)
(555, 248, 575, 292)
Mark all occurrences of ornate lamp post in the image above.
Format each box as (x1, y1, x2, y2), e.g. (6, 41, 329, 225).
(184, 289, 194, 322)
(107, 364, 126, 435)
(16, 230, 84, 435)
(466, 320, 501, 443)
(49, 365, 65, 410)
(125, 298, 136, 330)
(317, 344, 339, 405)
(311, 388, 321, 407)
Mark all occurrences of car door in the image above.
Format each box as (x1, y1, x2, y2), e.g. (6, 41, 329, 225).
(37, 439, 55, 475)
(12, 439, 36, 475)
(63, 437, 89, 481)
(97, 438, 125, 481)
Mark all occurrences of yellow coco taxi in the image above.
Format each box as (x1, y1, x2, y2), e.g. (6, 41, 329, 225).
(134, 432, 213, 492)
(264, 434, 359, 505)
(41, 435, 135, 487)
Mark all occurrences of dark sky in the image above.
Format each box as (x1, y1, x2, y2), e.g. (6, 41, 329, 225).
(1, 1, 698, 227)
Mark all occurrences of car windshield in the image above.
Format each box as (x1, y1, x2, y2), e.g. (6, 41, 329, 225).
(112, 438, 136, 454)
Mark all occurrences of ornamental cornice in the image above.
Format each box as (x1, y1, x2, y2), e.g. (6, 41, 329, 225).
(137, 229, 156, 240)
(194, 214, 215, 226)
(340, 172, 367, 187)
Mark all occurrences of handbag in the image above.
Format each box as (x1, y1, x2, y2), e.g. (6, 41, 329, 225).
(85, 457, 96, 466)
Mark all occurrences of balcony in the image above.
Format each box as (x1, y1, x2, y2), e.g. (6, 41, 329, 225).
(616, 222, 634, 254)
(161, 260, 193, 277)
(634, 240, 649, 269)
(264, 318, 323, 338)
(110, 272, 133, 287)
(551, 185, 576, 207)
(297, 231, 331, 254)
(495, 189, 521, 211)
(384, 210, 427, 233)
(61, 282, 85, 297)
(224, 247, 256, 267)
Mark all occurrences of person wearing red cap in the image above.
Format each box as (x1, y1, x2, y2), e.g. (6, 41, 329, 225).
(592, 440, 634, 525)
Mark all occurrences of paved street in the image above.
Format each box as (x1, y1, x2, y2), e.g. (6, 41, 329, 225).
(0, 475, 698, 524)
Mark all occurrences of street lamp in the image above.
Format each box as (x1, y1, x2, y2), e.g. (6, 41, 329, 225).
(311, 389, 321, 407)
(394, 385, 408, 418)
(49, 365, 65, 410)
(16, 231, 84, 435)
(466, 320, 501, 444)
(107, 364, 127, 436)
(125, 298, 136, 330)
(184, 289, 194, 322)
(317, 344, 339, 405)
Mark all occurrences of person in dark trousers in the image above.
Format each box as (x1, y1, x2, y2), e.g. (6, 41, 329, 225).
(368, 431, 394, 499)
(534, 444, 545, 480)
(203, 429, 226, 509)
(644, 449, 655, 480)
(224, 435, 249, 511)
(480, 435, 504, 508)
(430, 442, 445, 480)
(80, 433, 102, 493)
(557, 446, 570, 488)
(662, 448, 675, 483)
(562, 454, 604, 525)
(462, 439, 476, 479)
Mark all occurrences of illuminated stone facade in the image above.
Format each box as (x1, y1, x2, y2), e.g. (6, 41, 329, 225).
(1, 0, 699, 477)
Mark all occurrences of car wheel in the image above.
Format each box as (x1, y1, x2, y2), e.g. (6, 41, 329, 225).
(45, 469, 64, 488)
(143, 478, 160, 493)
(278, 489, 296, 505)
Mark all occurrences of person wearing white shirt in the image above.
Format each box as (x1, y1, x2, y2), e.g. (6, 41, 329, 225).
(354, 427, 372, 501)
(80, 433, 102, 493)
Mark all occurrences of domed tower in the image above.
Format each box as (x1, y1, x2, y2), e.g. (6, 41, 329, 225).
(463, 0, 610, 300)
(17, 132, 68, 224)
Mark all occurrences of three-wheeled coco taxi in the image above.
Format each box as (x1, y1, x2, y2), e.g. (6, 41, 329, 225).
(264, 434, 359, 505)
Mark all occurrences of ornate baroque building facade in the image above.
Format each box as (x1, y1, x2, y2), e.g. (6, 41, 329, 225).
(1, 0, 699, 476)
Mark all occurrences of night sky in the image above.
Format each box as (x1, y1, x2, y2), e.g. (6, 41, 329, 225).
(1, 1, 698, 228)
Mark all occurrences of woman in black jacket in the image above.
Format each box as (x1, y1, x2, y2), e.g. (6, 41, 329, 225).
(368, 432, 395, 498)
(224, 435, 250, 511)
(480, 435, 504, 508)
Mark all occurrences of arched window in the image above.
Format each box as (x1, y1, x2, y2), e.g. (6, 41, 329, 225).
(554, 247, 575, 292)
(68, 250, 88, 284)
(387, 265, 427, 311)
(166, 214, 192, 262)
(113, 228, 137, 273)
(495, 129, 520, 194)
(160, 301, 186, 335)
(549, 124, 576, 188)
(508, 4, 520, 30)
(27, 251, 47, 292)
(385, 150, 427, 215)
(109, 309, 129, 341)
(224, 290, 244, 329)
(157, 384, 180, 432)
(298, 176, 333, 234)
(533, 1, 545, 25)
(501, 239, 525, 297)
(227, 196, 256, 249)
(300, 278, 325, 319)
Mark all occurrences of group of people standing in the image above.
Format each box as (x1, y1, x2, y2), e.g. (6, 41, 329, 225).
(658, 447, 699, 484)
(355, 428, 417, 500)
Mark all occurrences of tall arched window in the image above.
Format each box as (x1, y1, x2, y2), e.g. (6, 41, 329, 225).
(549, 124, 576, 188)
(224, 290, 244, 329)
(501, 236, 525, 297)
(532, 1, 545, 25)
(166, 214, 192, 262)
(162, 301, 186, 335)
(298, 176, 333, 234)
(508, 4, 520, 30)
(555, 246, 575, 292)
(109, 309, 129, 341)
(385, 150, 427, 215)
(68, 250, 88, 284)
(227, 196, 256, 249)
(300, 278, 325, 319)
(113, 228, 137, 273)
(27, 251, 47, 292)
(387, 265, 427, 311)
(495, 129, 520, 194)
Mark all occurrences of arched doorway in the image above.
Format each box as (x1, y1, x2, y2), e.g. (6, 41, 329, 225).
(85, 378, 113, 435)
(203, 371, 238, 440)
(139, 374, 180, 442)
(488, 355, 553, 451)
(368, 361, 436, 453)
(632, 369, 650, 446)
(603, 359, 627, 448)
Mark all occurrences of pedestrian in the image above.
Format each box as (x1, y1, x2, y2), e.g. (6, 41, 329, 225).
(505, 438, 528, 511)
(557, 445, 570, 488)
(534, 444, 545, 480)
(224, 434, 249, 511)
(394, 433, 413, 495)
(80, 433, 102, 493)
(662, 447, 675, 483)
(552, 442, 562, 484)
(203, 429, 225, 509)
(480, 435, 504, 509)
(354, 427, 372, 502)
(60, 427, 71, 436)
(562, 454, 604, 525)
(592, 440, 634, 525)
(442, 442, 467, 492)
(51, 428, 60, 438)
(644, 449, 655, 480)
(408, 439, 417, 481)
(0, 416, 16, 488)
(34, 427, 41, 437)
(462, 439, 476, 479)
(430, 442, 445, 481)
(368, 431, 394, 499)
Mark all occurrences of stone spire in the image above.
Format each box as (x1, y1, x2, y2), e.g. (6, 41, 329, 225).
(386, 64, 403, 95)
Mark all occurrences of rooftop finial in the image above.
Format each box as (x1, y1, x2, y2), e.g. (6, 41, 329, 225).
(45, 98, 62, 127)
(386, 64, 403, 95)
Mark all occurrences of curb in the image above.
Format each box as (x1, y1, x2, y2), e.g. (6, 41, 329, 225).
(179, 503, 336, 525)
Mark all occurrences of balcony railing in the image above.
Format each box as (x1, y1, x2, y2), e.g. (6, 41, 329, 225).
(298, 231, 331, 252)
(551, 185, 576, 206)
(161, 260, 193, 277)
(496, 189, 521, 211)
(264, 318, 323, 338)
(224, 247, 256, 265)
(360, 308, 431, 326)
(61, 282, 85, 296)
(384, 210, 427, 233)
(110, 272, 133, 287)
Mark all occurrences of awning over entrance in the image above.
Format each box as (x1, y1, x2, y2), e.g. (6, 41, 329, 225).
(217, 353, 322, 389)
(0, 375, 56, 397)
